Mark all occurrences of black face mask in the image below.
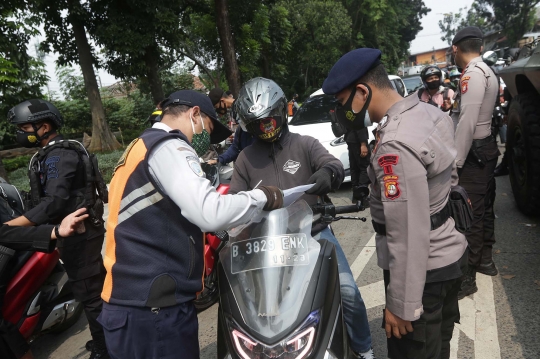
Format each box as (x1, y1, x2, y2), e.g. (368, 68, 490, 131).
(339, 83, 372, 130)
(426, 80, 440, 90)
(216, 101, 227, 116)
(16, 127, 42, 148)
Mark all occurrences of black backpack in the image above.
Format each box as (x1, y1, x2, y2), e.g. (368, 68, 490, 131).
(27, 140, 109, 227)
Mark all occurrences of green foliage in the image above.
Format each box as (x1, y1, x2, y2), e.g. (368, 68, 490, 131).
(5, 149, 125, 190)
(56, 67, 87, 101)
(3, 155, 31, 171)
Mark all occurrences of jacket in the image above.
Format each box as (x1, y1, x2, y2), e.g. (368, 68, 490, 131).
(229, 125, 344, 205)
(218, 127, 255, 165)
(368, 94, 467, 321)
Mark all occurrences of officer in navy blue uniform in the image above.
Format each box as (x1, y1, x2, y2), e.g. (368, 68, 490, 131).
(6, 100, 109, 359)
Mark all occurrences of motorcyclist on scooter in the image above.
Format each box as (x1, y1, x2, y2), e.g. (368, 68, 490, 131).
(0, 208, 88, 359)
(230, 77, 376, 359)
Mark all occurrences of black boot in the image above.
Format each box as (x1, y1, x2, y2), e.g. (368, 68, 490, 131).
(477, 248, 498, 276)
(493, 163, 509, 177)
(458, 266, 478, 300)
(352, 186, 370, 209)
(89, 340, 110, 359)
(86, 340, 94, 351)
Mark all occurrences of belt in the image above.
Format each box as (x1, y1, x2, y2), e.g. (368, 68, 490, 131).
(372, 201, 451, 236)
(472, 135, 495, 147)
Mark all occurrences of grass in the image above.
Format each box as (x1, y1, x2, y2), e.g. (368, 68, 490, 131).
(5, 149, 124, 191)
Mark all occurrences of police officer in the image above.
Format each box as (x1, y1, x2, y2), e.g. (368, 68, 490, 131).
(452, 27, 500, 298)
(324, 48, 468, 359)
(99, 90, 283, 359)
(0, 209, 88, 359)
(6, 100, 109, 359)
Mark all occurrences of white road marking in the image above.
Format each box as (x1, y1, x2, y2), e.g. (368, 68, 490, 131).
(351, 234, 502, 359)
(474, 274, 501, 359)
(360, 280, 385, 309)
(351, 233, 376, 280)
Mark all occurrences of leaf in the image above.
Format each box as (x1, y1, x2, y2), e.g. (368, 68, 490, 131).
(494, 249, 501, 254)
(501, 275, 515, 280)
(503, 266, 508, 269)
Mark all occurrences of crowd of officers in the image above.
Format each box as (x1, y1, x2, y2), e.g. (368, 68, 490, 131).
(0, 25, 503, 359)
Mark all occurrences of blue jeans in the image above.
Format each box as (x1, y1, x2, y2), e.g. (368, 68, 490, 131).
(317, 226, 372, 353)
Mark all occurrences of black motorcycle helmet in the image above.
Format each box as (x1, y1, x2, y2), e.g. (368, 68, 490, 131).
(235, 77, 287, 142)
(8, 99, 63, 129)
(420, 65, 443, 90)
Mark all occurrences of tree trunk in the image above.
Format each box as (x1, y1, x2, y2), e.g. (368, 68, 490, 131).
(215, 0, 241, 96)
(68, 8, 121, 153)
(144, 45, 165, 104)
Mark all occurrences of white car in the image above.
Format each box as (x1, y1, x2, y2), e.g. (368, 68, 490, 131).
(288, 75, 407, 182)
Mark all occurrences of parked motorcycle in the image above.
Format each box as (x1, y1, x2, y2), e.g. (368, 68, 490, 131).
(0, 180, 82, 341)
(216, 199, 366, 359)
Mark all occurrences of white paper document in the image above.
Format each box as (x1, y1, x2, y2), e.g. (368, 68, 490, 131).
(282, 184, 315, 207)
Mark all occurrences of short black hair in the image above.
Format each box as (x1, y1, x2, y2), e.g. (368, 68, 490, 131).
(456, 38, 482, 54)
(162, 104, 191, 118)
(357, 64, 394, 91)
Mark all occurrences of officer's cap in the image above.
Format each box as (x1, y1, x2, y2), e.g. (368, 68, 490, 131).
(452, 26, 483, 45)
(161, 90, 232, 144)
(322, 48, 382, 95)
(208, 88, 226, 106)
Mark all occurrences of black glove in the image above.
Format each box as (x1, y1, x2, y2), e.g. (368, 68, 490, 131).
(352, 185, 369, 202)
(305, 167, 333, 195)
(259, 186, 284, 211)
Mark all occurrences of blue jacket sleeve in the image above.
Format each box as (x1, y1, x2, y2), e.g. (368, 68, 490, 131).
(218, 128, 243, 165)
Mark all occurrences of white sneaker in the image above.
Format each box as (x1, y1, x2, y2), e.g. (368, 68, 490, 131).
(353, 348, 376, 359)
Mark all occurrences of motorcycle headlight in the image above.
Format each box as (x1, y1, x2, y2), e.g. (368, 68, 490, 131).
(229, 309, 320, 359)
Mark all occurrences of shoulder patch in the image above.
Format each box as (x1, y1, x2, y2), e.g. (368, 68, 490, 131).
(187, 156, 205, 177)
(114, 138, 139, 175)
(45, 156, 60, 179)
(461, 81, 469, 94)
(377, 154, 401, 200)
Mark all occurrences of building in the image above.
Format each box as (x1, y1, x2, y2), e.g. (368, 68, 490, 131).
(407, 47, 450, 67)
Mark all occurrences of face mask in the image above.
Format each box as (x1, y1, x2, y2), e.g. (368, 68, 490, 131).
(190, 111, 211, 157)
(426, 80, 440, 90)
(216, 101, 227, 116)
(341, 83, 372, 129)
(16, 125, 43, 148)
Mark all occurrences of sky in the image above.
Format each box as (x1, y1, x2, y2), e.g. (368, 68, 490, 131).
(40, 0, 476, 95)
(410, 0, 476, 54)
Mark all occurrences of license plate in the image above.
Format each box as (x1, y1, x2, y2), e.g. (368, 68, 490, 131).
(231, 233, 310, 274)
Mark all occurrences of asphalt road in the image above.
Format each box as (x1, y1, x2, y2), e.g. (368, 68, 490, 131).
(31, 168, 540, 359)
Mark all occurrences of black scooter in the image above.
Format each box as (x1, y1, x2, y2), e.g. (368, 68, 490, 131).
(216, 199, 366, 359)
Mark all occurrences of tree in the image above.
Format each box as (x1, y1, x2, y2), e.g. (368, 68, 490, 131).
(215, 0, 242, 96)
(439, 10, 466, 45)
(33, 0, 121, 152)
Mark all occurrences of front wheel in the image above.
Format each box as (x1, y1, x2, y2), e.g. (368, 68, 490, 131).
(194, 268, 219, 312)
(506, 93, 540, 215)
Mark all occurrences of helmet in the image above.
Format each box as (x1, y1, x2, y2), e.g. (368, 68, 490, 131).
(449, 68, 461, 78)
(482, 51, 498, 66)
(420, 65, 442, 90)
(235, 77, 287, 142)
(7, 99, 63, 128)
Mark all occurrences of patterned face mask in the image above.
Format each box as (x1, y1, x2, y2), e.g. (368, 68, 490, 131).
(190, 111, 211, 157)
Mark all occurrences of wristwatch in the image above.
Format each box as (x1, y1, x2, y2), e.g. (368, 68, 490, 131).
(54, 225, 64, 239)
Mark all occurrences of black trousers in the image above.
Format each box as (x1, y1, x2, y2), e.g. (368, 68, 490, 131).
(347, 142, 370, 187)
(58, 234, 106, 346)
(98, 301, 199, 359)
(458, 141, 499, 267)
(383, 271, 461, 359)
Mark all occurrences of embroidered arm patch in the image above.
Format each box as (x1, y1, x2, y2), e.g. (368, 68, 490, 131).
(377, 154, 401, 200)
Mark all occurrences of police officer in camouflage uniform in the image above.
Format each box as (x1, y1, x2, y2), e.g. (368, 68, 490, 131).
(451, 27, 500, 299)
(6, 99, 109, 359)
(324, 48, 468, 359)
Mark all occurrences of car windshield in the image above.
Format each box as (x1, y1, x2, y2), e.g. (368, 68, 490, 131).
(403, 76, 423, 93)
(289, 95, 338, 126)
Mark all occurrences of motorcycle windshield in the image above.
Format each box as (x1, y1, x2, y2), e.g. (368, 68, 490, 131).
(220, 200, 321, 339)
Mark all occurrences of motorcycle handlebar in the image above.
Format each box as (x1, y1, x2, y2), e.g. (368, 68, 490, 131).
(334, 204, 361, 214)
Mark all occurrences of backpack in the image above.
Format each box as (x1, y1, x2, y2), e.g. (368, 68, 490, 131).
(0, 180, 25, 273)
(27, 140, 109, 227)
